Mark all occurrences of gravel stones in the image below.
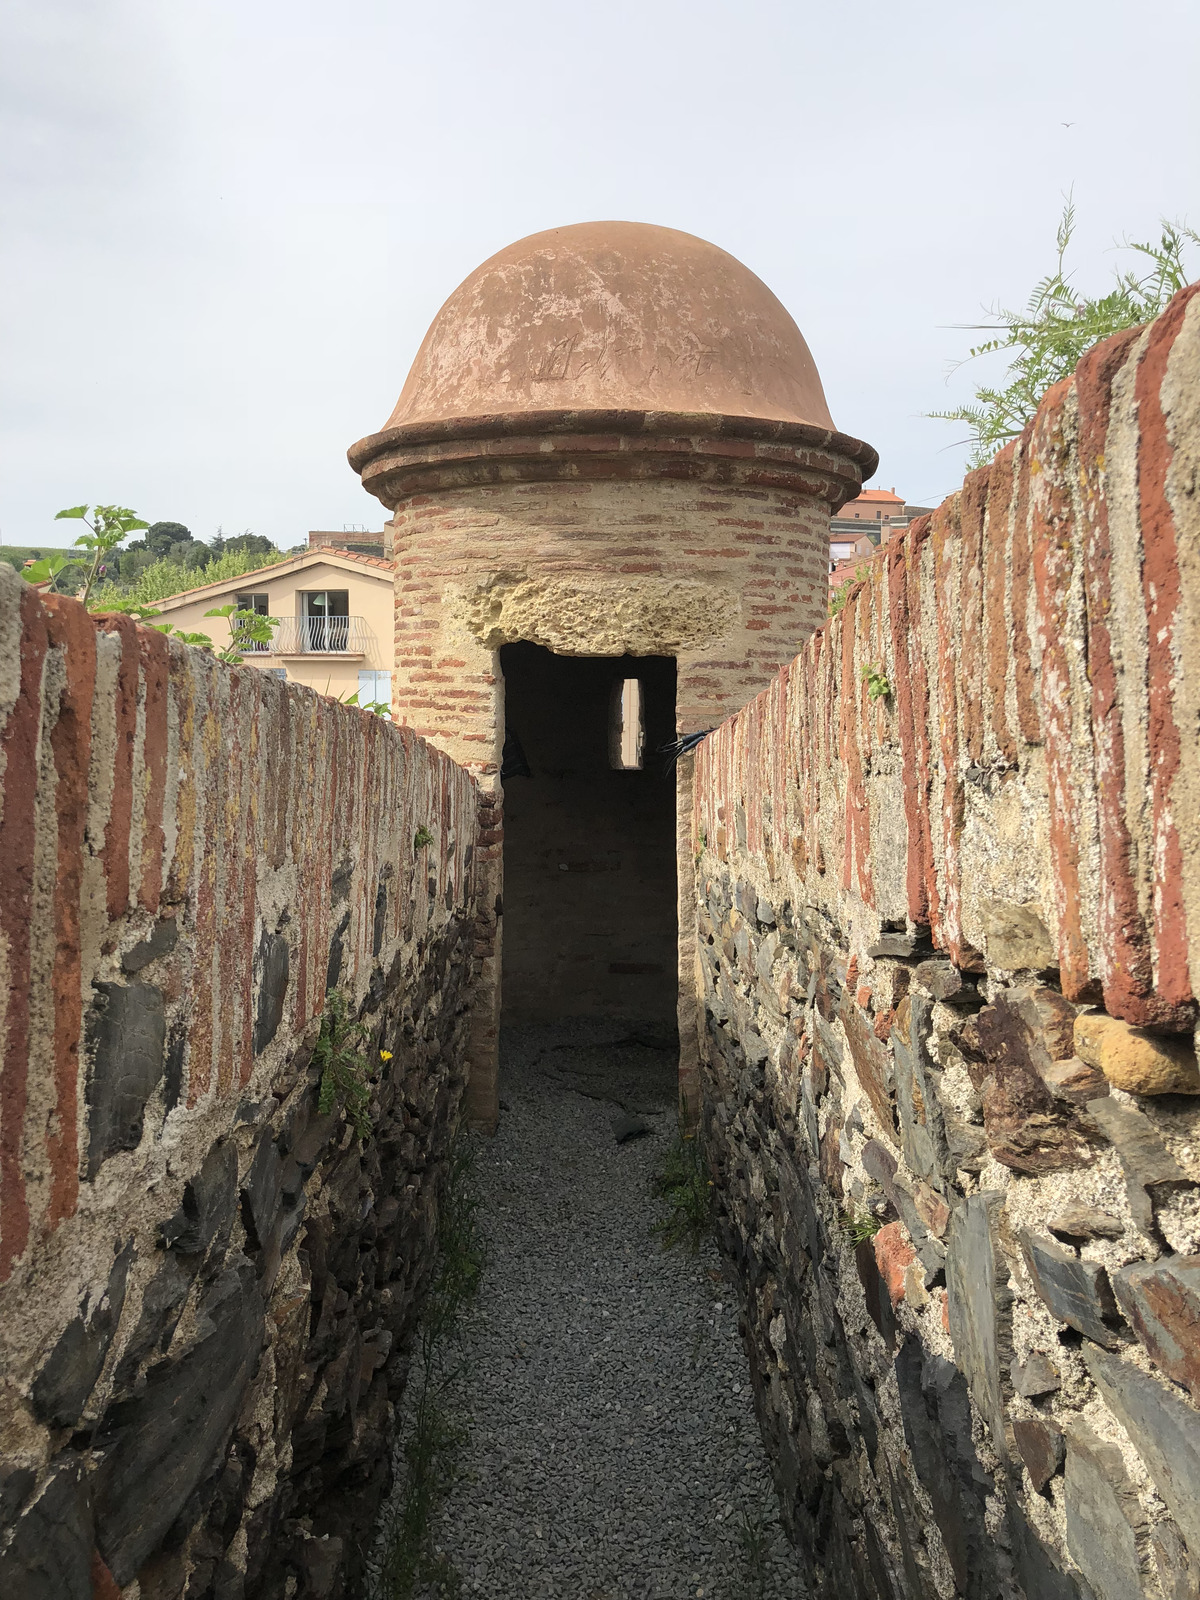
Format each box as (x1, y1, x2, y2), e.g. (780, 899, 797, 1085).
(383, 1020, 808, 1599)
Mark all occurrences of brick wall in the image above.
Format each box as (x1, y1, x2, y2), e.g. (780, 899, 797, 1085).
(0, 566, 482, 1598)
(691, 284, 1200, 1599)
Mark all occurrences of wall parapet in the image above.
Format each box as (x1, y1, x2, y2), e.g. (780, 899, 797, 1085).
(692, 284, 1200, 1598)
(0, 566, 482, 1597)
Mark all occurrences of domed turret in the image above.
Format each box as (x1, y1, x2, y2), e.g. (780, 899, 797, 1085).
(348, 222, 876, 1131)
(348, 221, 875, 505)
(377, 221, 838, 432)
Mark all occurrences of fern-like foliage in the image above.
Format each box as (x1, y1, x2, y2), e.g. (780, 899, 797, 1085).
(931, 200, 1198, 466)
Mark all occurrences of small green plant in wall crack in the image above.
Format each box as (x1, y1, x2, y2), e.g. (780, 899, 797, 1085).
(844, 1210, 883, 1246)
(314, 991, 376, 1139)
(861, 663, 891, 701)
(652, 1132, 714, 1253)
(413, 825, 435, 850)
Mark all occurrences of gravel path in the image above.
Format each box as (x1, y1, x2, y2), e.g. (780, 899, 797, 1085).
(396, 1020, 810, 1600)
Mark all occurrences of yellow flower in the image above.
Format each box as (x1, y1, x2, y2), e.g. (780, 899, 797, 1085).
(379, 1049, 393, 1062)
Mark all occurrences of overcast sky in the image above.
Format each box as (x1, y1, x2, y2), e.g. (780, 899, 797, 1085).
(2, 0, 1197, 548)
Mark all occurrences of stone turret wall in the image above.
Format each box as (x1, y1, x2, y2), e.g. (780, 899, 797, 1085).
(690, 284, 1200, 1599)
(386, 465, 845, 1124)
(0, 565, 482, 1599)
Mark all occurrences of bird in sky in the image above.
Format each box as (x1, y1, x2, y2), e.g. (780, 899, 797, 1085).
(1062, 121, 1076, 127)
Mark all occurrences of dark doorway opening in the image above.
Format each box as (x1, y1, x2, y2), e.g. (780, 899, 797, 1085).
(500, 643, 677, 1025)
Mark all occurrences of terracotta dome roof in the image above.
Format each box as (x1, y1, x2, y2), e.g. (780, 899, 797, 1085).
(379, 221, 838, 432)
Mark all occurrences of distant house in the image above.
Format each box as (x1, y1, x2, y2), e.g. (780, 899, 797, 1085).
(829, 487, 936, 573)
(828, 530, 876, 568)
(151, 547, 394, 705)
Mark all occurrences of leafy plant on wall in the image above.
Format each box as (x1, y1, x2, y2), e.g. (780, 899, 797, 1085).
(21, 504, 281, 661)
(931, 200, 1198, 465)
(22, 504, 149, 605)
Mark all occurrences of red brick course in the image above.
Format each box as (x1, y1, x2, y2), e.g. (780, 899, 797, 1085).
(0, 575, 481, 1284)
(695, 283, 1200, 1029)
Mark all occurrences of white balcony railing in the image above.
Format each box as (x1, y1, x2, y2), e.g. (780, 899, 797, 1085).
(252, 616, 371, 655)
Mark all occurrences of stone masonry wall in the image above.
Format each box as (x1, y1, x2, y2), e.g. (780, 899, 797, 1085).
(0, 566, 482, 1599)
(691, 284, 1200, 1599)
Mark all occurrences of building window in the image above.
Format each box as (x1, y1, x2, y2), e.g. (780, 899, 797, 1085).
(236, 592, 271, 615)
(358, 670, 392, 717)
(302, 590, 350, 651)
(610, 678, 644, 770)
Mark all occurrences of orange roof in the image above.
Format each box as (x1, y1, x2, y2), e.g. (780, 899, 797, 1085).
(319, 546, 392, 572)
(843, 488, 904, 505)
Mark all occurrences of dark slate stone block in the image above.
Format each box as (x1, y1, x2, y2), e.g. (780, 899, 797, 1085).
(1111, 1254, 1200, 1404)
(325, 909, 351, 993)
(1014, 1414, 1065, 1491)
(372, 877, 388, 958)
(892, 993, 952, 1183)
(111, 1250, 196, 1392)
(31, 1239, 133, 1428)
(1011, 1353, 1061, 1397)
(776, 1147, 815, 1279)
(1005, 1502, 1084, 1600)
(86, 982, 166, 1177)
(1048, 1204, 1124, 1243)
(1020, 1230, 1122, 1346)
(160, 1139, 239, 1256)
(894, 1336, 992, 1600)
(841, 1001, 897, 1143)
(1063, 1420, 1146, 1600)
(856, 1236, 896, 1350)
(94, 1258, 265, 1585)
(253, 929, 290, 1056)
(163, 1021, 186, 1114)
(861, 1137, 899, 1191)
(1084, 1342, 1200, 1559)
(946, 1192, 1011, 1457)
(883, 1451, 939, 1600)
(1085, 1097, 1188, 1235)
(240, 1125, 283, 1255)
(0, 1462, 35, 1525)
(912, 959, 977, 1005)
(330, 858, 353, 903)
(121, 917, 178, 974)
(1152, 1519, 1200, 1600)
(0, 1457, 93, 1600)
(970, 992, 1095, 1173)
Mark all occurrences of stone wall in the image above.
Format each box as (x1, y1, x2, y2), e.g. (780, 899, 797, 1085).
(0, 566, 482, 1599)
(691, 284, 1200, 1600)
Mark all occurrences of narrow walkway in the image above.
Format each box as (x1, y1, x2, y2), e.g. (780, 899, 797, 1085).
(413, 1021, 809, 1599)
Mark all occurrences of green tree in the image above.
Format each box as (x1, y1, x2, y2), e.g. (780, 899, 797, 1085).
(223, 531, 276, 561)
(143, 521, 194, 557)
(932, 202, 1198, 466)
